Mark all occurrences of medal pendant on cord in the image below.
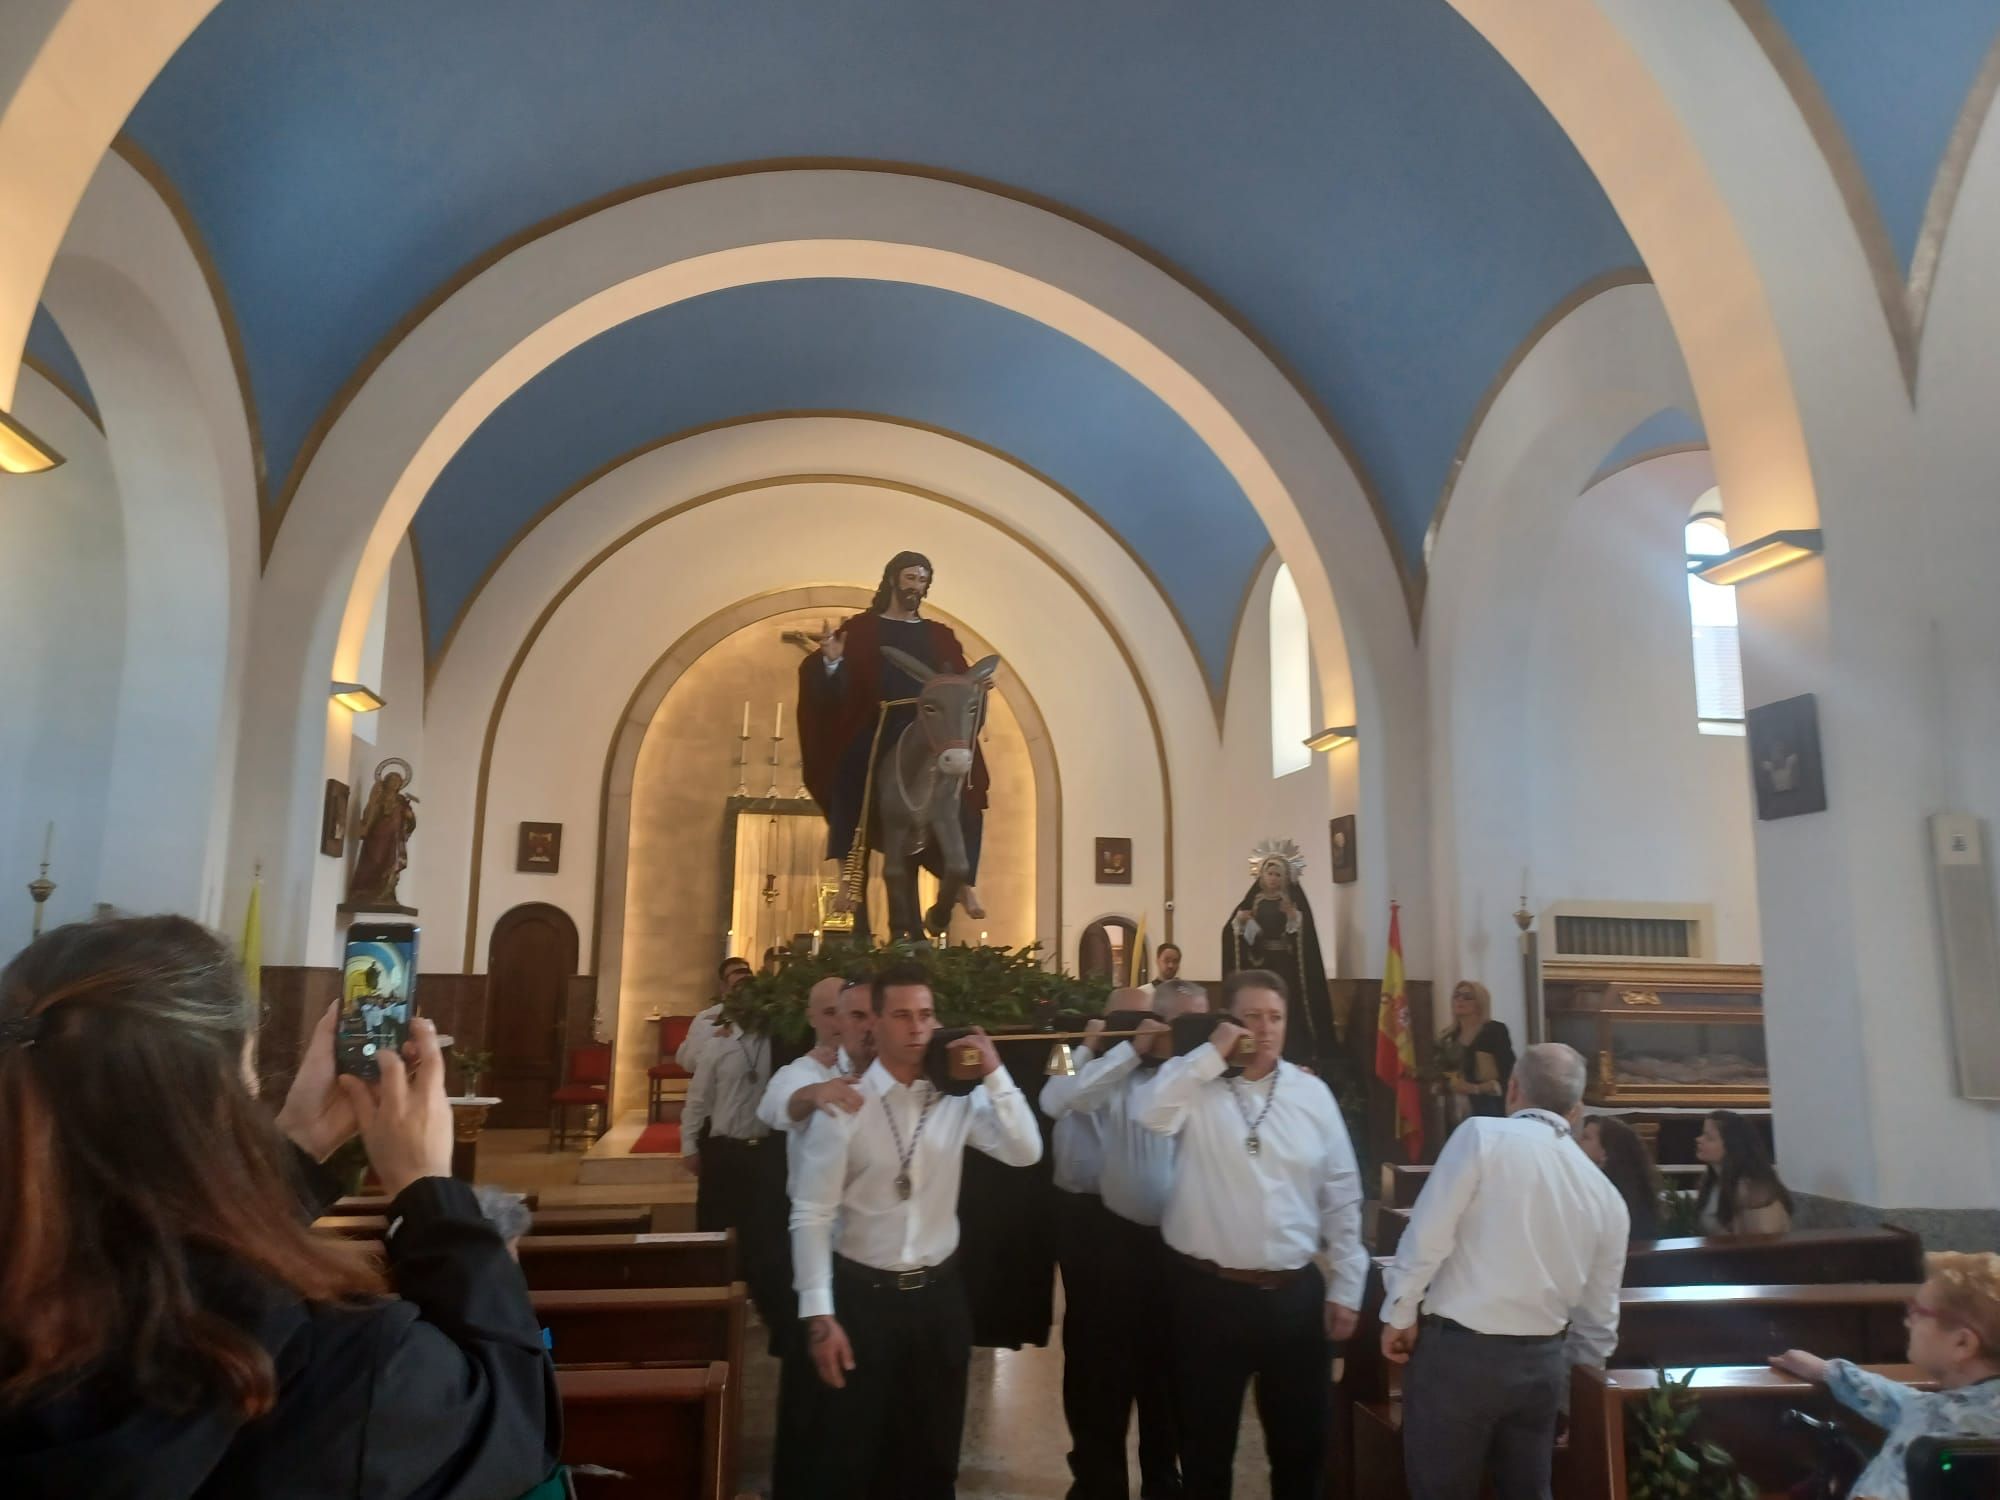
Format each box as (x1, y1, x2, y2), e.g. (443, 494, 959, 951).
(1230, 1070, 1279, 1159)
(1246, 1132, 1261, 1157)
(895, 1170, 913, 1201)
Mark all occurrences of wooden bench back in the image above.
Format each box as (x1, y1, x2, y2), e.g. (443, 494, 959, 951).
(330, 1191, 541, 1214)
(535, 1283, 746, 1369)
(316, 1206, 653, 1241)
(558, 1363, 728, 1500)
(1612, 1282, 1916, 1369)
(1622, 1227, 1922, 1287)
(1565, 1363, 1934, 1500)
(518, 1231, 736, 1291)
(1385, 1161, 1705, 1210)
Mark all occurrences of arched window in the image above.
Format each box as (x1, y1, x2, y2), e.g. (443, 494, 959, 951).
(1686, 497, 1745, 734)
(1269, 563, 1312, 776)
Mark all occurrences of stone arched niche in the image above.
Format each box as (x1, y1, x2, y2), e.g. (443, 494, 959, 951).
(605, 598, 1048, 1116)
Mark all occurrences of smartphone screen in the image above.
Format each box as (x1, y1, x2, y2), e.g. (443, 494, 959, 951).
(336, 922, 419, 1080)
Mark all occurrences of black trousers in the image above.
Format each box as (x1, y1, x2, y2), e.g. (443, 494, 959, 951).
(1062, 1195, 1182, 1499)
(1168, 1254, 1331, 1500)
(696, 1136, 793, 1343)
(1400, 1317, 1568, 1500)
(793, 1256, 974, 1500)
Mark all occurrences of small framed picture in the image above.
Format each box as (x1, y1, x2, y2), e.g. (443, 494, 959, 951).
(320, 780, 350, 858)
(517, 821, 563, 874)
(1329, 814, 1358, 884)
(1746, 694, 1828, 821)
(1095, 836, 1133, 885)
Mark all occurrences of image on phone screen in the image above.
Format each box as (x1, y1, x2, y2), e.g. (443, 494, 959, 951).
(336, 923, 418, 1080)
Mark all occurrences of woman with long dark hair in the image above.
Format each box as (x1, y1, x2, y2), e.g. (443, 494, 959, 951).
(0, 915, 558, 1497)
(1580, 1115, 1663, 1241)
(1695, 1108, 1793, 1235)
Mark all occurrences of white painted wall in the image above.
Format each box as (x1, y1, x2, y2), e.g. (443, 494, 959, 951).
(0, 371, 123, 937)
(1524, 462, 1759, 965)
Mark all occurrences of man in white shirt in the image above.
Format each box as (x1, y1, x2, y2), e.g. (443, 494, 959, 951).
(1040, 991, 1130, 1500)
(680, 991, 783, 1339)
(1139, 969, 1366, 1500)
(675, 956, 753, 1073)
(755, 972, 870, 1500)
(1052, 978, 1208, 1500)
(1381, 1042, 1629, 1500)
(790, 959, 1043, 1498)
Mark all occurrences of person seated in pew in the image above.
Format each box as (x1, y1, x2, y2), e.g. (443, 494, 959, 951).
(1771, 1251, 2000, 1500)
(1580, 1115, 1663, 1241)
(1381, 1043, 1629, 1500)
(0, 916, 559, 1499)
(1695, 1109, 1793, 1235)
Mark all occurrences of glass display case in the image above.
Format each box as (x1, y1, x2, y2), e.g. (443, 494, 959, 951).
(1542, 960, 1768, 1108)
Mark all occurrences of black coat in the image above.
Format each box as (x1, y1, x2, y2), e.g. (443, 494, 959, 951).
(1, 1154, 560, 1499)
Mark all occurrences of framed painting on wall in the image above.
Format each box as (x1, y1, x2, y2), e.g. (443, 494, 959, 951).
(320, 780, 349, 858)
(517, 821, 563, 874)
(1746, 693, 1828, 821)
(1329, 814, 1358, 884)
(1095, 836, 1133, 885)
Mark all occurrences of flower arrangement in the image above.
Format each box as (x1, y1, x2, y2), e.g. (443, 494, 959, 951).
(720, 941, 1112, 1043)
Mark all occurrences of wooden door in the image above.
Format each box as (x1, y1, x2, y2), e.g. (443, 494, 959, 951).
(487, 902, 580, 1127)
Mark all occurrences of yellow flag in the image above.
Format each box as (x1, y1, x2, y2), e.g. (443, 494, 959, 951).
(1129, 915, 1147, 988)
(241, 874, 263, 1002)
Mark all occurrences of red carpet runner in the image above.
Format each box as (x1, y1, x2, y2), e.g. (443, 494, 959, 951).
(628, 1122, 683, 1155)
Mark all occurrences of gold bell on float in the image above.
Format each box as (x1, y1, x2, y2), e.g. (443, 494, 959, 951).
(1043, 1041, 1078, 1078)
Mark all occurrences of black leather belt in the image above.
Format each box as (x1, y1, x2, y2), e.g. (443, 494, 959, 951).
(705, 1134, 770, 1148)
(1421, 1313, 1566, 1343)
(1174, 1249, 1315, 1291)
(834, 1252, 959, 1292)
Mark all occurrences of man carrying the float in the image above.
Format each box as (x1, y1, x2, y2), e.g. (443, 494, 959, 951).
(798, 550, 989, 941)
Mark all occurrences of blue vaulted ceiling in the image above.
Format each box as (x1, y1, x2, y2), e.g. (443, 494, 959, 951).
(120, 0, 1641, 652)
(1766, 0, 2000, 274)
(413, 279, 1266, 685)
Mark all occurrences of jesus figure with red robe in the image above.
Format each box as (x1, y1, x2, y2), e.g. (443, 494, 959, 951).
(796, 550, 989, 942)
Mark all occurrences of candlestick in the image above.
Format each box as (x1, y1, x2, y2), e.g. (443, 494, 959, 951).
(28, 860, 55, 939)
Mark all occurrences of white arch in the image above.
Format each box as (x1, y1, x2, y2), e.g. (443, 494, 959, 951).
(443, 479, 1166, 998)
(1425, 281, 1699, 1026)
(0, 0, 219, 409)
(235, 167, 1415, 964)
(37, 148, 257, 922)
(419, 420, 1214, 979)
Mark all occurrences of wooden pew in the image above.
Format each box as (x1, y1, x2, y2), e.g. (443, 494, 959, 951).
(1610, 1282, 1915, 1368)
(558, 1363, 729, 1500)
(535, 1283, 746, 1369)
(518, 1231, 736, 1291)
(1372, 1221, 1923, 1285)
(1564, 1363, 1932, 1500)
(315, 1206, 652, 1240)
(1622, 1227, 1922, 1288)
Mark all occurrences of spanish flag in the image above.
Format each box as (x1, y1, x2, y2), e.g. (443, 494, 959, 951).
(1373, 902, 1423, 1162)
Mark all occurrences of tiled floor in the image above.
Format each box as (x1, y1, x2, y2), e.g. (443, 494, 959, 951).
(481, 1129, 1275, 1499)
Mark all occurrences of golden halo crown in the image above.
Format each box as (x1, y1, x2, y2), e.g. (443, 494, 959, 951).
(1248, 838, 1307, 883)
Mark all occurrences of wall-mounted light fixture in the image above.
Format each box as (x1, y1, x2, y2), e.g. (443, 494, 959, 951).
(1303, 724, 1357, 753)
(1692, 528, 1822, 587)
(330, 681, 386, 713)
(0, 409, 64, 474)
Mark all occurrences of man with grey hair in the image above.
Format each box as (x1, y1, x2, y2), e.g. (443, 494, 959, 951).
(1382, 1041, 1628, 1500)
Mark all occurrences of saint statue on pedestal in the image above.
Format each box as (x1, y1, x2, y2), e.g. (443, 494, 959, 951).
(1223, 838, 1336, 1064)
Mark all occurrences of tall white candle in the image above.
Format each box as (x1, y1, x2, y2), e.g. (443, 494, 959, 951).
(775, 700, 784, 738)
(741, 700, 750, 737)
(41, 821, 53, 866)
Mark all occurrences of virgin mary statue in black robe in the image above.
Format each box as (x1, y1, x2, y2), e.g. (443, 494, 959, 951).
(1222, 838, 1337, 1065)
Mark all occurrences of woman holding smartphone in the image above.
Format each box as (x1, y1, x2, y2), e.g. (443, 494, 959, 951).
(0, 915, 560, 1498)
